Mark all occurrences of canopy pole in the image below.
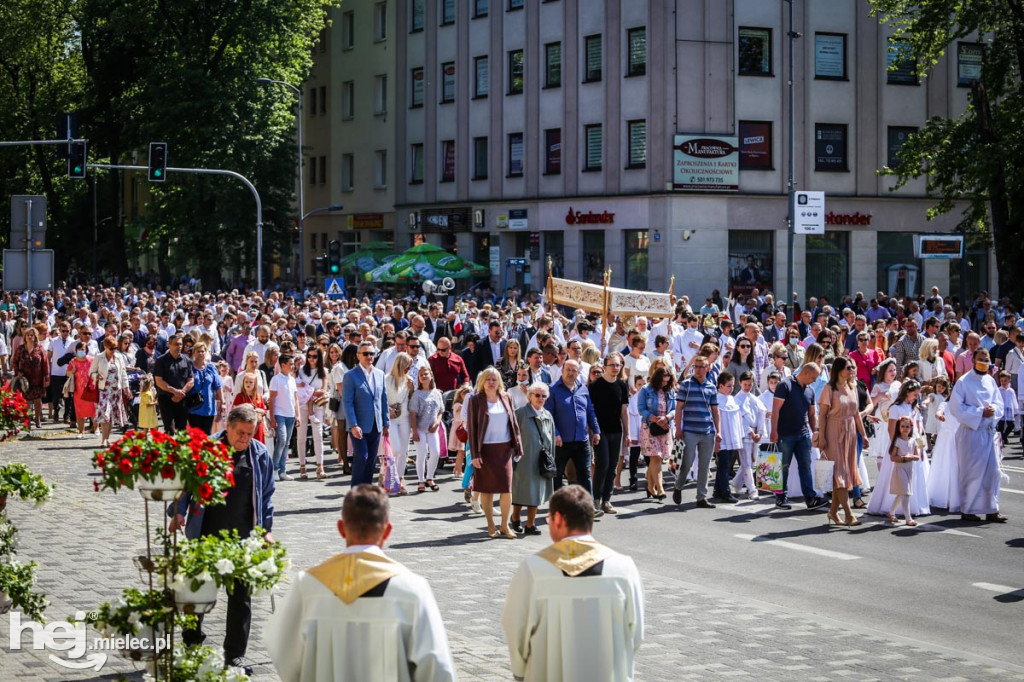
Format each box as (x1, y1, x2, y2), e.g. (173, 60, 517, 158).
(669, 274, 676, 301)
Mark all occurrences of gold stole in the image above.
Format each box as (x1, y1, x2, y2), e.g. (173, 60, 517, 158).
(307, 552, 407, 605)
(536, 538, 612, 577)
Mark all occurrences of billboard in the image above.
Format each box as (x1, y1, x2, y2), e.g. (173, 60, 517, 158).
(673, 135, 739, 191)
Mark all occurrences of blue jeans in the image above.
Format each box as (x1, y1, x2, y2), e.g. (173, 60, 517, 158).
(775, 433, 817, 504)
(272, 416, 296, 475)
(715, 449, 738, 498)
(851, 432, 864, 499)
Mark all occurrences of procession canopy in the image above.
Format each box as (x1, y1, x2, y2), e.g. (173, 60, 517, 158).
(547, 277, 674, 317)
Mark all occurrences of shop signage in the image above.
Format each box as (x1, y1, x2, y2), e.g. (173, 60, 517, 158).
(793, 191, 825, 235)
(349, 213, 384, 229)
(496, 214, 509, 228)
(473, 209, 485, 229)
(824, 212, 872, 226)
(565, 207, 615, 225)
(420, 207, 472, 233)
(509, 209, 528, 230)
(529, 232, 540, 260)
(672, 135, 739, 191)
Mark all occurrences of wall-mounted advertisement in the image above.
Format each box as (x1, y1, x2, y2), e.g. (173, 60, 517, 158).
(672, 135, 739, 191)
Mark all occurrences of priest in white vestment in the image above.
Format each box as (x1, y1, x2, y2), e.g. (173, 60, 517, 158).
(946, 349, 1008, 523)
(501, 485, 645, 682)
(265, 484, 457, 682)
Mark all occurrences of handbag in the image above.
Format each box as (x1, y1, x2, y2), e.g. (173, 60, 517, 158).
(648, 420, 669, 436)
(456, 423, 469, 443)
(532, 416, 557, 479)
(81, 378, 100, 403)
(813, 458, 834, 491)
(328, 396, 340, 413)
(184, 392, 204, 411)
(755, 443, 783, 493)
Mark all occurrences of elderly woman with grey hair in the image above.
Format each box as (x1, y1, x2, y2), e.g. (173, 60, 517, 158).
(509, 381, 555, 535)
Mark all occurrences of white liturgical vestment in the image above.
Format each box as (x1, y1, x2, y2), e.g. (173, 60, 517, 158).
(946, 371, 1003, 515)
(264, 545, 456, 682)
(501, 534, 644, 682)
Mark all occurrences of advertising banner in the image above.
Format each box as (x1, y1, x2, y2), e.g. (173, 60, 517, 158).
(673, 135, 739, 191)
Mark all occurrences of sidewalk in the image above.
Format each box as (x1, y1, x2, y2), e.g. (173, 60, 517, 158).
(1, 424, 1023, 681)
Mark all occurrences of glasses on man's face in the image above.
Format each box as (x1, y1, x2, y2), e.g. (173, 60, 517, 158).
(408, 344, 420, 350)
(438, 347, 451, 353)
(359, 352, 374, 357)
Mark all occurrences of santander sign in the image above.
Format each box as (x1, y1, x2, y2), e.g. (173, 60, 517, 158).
(565, 207, 615, 225)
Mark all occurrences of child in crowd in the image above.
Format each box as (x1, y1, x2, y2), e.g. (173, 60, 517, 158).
(733, 371, 764, 500)
(715, 373, 743, 502)
(997, 370, 1017, 452)
(449, 384, 472, 478)
(137, 374, 158, 430)
(620, 373, 647, 492)
(887, 416, 922, 527)
(922, 376, 950, 450)
(215, 361, 233, 433)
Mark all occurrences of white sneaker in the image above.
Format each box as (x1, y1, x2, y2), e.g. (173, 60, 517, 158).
(280, 472, 294, 481)
(470, 501, 483, 515)
(748, 490, 759, 501)
(275, 472, 282, 481)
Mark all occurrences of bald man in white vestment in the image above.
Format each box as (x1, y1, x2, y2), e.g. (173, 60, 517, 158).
(265, 484, 457, 682)
(501, 485, 645, 682)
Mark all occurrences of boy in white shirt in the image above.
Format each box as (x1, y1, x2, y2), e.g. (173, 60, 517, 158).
(268, 354, 301, 481)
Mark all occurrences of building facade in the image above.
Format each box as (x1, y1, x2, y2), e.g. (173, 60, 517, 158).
(314, 0, 994, 301)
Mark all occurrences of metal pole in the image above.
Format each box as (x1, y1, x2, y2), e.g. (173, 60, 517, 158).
(786, 0, 797, 319)
(87, 163, 264, 291)
(24, 198, 32, 292)
(296, 89, 305, 294)
(92, 178, 98, 279)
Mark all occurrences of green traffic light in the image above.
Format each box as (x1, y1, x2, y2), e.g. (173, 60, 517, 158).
(330, 265, 340, 273)
(154, 170, 162, 177)
(74, 166, 82, 173)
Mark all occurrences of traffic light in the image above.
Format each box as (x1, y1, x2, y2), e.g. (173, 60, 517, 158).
(327, 240, 342, 275)
(148, 142, 167, 182)
(67, 141, 87, 179)
(315, 253, 328, 275)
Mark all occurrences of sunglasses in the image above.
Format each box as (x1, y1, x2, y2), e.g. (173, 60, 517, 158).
(407, 344, 420, 349)
(359, 352, 374, 357)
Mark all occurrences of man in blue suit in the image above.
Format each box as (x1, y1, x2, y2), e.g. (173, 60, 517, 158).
(343, 341, 390, 486)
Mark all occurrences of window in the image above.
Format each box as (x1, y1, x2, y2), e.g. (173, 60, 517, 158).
(374, 150, 387, 188)
(411, 0, 424, 31)
(508, 133, 524, 177)
(887, 40, 918, 84)
(473, 137, 488, 179)
(508, 50, 524, 94)
(318, 28, 327, 53)
(949, 234, 989, 298)
(624, 230, 649, 290)
(374, 74, 387, 114)
(474, 56, 489, 97)
(627, 28, 646, 76)
(627, 120, 646, 168)
(886, 126, 916, 169)
(441, 62, 455, 103)
(584, 124, 602, 171)
(508, 0, 523, 9)
(441, 140, 455, 182)
(728, 231, 773, 294)
(410, 68, 424, 107)
(814, 123, 848, 171)
(582, 231, 605, 284)
(474, 0, 488, 18)
(545, 232, 564, 278)
(410, 144, 424, 183)
(341, 154, 354, 191)
(806, 232, 849, 305)
(738, 27, 771, 75)
(341, 81, 354, 119)
(309, 155, 317, 185)
(544, 129, 561, 174)
(374, 2, 387, 41)
(814, 33, 846, 79)
(342, 11, 355, 49)
(739, 120, 772, 170)
(584, 35, 602, 82)
(441, 0, 455, 24)
(958, 42, 983, 86)
(318, 156, 326, 185)
(309, 88, 317, 117)
(544, 42, 561, 87)
(319, 85, 326, 115)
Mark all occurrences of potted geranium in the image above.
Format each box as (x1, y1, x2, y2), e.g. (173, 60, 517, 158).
(92, 427, 235, 505)
(0, 462, 53, 512)
(0, 559, 48, 621)
(0, 383, 30, 442)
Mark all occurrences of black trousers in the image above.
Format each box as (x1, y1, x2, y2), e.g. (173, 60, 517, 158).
(592, 432, 623, 504)
(187, 413, 215, 435)
(49, 377, 72, 419)
(182, 579, 251, 661)
(158, 396, 189, 433)
(554, 440, 593, 496)
(628, 446, 643, 486)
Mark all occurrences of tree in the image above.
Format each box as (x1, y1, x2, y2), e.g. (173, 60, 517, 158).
(870, 0, 1024, 302)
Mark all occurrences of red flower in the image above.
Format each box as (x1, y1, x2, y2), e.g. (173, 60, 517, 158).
(198, 483, 213, 501)
(129, 446, 142, 458)
(195, 461, 209, 477)
(96, 454, 105, 468)
(160, 464, 176, 480)
(140, 460, 153, 474)
(225, 471, 235, 487)
(119, 458, 133, 474)
(93, 480, 100, 492)
(167, 452, 178, 463)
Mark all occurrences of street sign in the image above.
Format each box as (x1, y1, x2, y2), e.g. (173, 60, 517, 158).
(3, 249, 54, 290)
(793, 191, 825, 234)
(324, 278, 346, 298)
(506, 258, 529, 267)
(10, 196, 46, 249)
(915, 234, 964, 259)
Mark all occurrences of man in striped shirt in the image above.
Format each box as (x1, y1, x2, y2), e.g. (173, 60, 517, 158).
(672, 356, 720, 509)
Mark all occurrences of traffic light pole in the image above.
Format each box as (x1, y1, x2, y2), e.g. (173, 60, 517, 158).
(87, 163, 265, 292)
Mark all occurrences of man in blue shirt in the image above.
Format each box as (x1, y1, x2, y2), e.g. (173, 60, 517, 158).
(545, 359, 601, 499)
(769, 366, 829, 511)
(672, 356, 720, 508)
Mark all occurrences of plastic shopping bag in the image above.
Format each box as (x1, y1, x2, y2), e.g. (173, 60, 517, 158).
(378, 436, 403, 495)
(755, 444, 783, 494)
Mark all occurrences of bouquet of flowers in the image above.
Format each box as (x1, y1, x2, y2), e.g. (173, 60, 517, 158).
(142, 644, 250, 682)
(92, 428, 235, 506)
(164, 527, 288, 595)
(0, 462, 54, 508)
(88, 588, 176, 639)
(0, 383, 29, 441)
(0, 559, 48, 621)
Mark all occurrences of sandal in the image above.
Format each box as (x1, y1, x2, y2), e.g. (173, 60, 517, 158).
(886, 513, 898, 524)
(428, 481, 439, 491)
(417, 483, 426, 493)
(299, 465, 307, 479)
(852, 498, 867, 509)
(316, 465, 325, 481)
(905, 520, 917, 527)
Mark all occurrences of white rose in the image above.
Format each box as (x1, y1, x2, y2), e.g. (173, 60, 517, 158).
(256, 558, 277, 575)
(127, 611, 141, 625)
(196, 570, 213, 584)
(246, 567, 262, 580)
(215, 559, 235, 576)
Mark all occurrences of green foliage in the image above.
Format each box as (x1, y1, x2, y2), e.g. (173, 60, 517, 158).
(871, 0, 1024, 300)
(161, 526, 289, 594)
(0, 462, 54, 504)
(0, 559, 48, 622)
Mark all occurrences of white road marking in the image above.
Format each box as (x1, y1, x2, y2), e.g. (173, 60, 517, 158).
(1002, 465, 1024, 473)
(1001, 488, 1024, 495)
(734, 533, 861, 560)
(973, 582, 1022, 594)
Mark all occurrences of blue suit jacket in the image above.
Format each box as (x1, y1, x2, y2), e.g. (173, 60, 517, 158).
(342, 365, 390, 433)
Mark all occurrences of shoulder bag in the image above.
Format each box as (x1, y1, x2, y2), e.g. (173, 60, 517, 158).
(647, 390, 670, 436)
(532, 415, 557, 479)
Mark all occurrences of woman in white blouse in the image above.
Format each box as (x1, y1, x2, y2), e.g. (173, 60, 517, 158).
(386, 352, 415, 489)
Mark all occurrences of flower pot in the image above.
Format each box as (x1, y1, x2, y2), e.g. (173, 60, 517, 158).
(173, 578, 218, 614)
(117, 622, 167, 661)
(138, 474, 184, 501)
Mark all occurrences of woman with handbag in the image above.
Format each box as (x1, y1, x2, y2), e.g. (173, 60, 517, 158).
(510, 382, 555, 535)
(327, 343, 350, 472)
(385, 353, 414, 492)
(294, 346, 327, 480)
(90, 336, 129, 447)
(185, 342, 222, 435)
(637, 364, 676, 501)
(409, 366, 445, 492)
(67, 341, 97, 438)
(818, 356, 867, 527)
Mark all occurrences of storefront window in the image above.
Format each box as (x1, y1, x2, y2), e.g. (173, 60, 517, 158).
(877, 232, 922, 297)
(805, 232, 848, 304)
(582, 231, 605, 284)
(728, 230, 773, 295)
(624, 230, 649, 290)
(949, 234, 990, 302)
(544, 232, 564, 278)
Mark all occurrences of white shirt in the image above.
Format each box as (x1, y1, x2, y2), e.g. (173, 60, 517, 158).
(489, 339, 503, 365)
(483, 399, 512, 443)
(270, 373, 297, 417)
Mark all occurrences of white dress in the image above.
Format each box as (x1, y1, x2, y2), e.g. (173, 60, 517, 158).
(927, 404, 961, 512)
(867, 402, 930, 516)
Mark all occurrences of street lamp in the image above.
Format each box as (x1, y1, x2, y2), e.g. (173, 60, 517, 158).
(303, 204, 344, 221)
(256, 77, 305, 290)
